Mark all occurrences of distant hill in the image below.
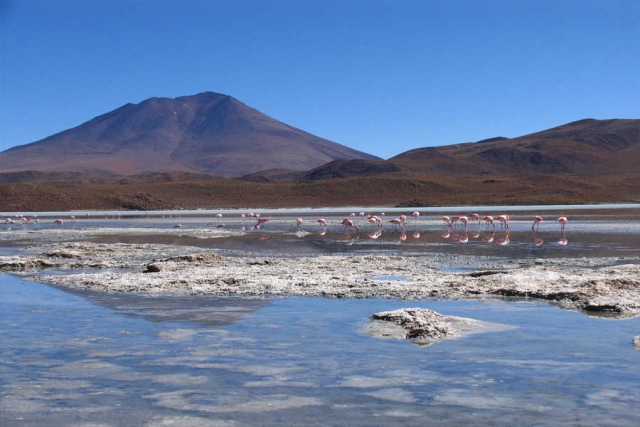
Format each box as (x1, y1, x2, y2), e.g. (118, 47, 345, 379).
(0, 92, 380, 177)
(390, 119, 639, 177)
(1, 117, 638, 211)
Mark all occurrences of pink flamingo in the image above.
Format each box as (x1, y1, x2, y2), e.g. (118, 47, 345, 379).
(387, 218, 405, 232)
(532, 216, 543, 231)
(296, 218, 303, 231)
(457, 216, 468, 231)
(557, 217, 568, 231)
(367, 215, 381, 225)
(316, 218, 327, 227)
(254, 218, 269, 229)
(54, 218, 64, 228)
(496, 214, 510, 230)
(341, 218, 359, 234)
(482, 215, 495, 229)
(411, 211, 420, 228)
(468, 213, 480, 227)
(442, 216, 453, 228)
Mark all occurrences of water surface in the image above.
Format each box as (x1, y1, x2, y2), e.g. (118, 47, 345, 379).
(1, 274, 639, 426)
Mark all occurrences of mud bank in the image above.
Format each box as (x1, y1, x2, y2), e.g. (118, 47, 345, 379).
(2, 240, 639, 317)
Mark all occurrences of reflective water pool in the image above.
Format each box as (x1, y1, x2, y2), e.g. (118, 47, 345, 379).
(1, 274, 639, 426)
(2, 206, 640, 261)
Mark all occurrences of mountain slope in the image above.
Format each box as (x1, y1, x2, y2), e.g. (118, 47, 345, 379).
(390, 119, 639, 176)
(0, 92, 380, 177)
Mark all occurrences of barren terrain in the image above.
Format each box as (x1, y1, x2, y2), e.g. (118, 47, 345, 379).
(2, 227, 639, 319)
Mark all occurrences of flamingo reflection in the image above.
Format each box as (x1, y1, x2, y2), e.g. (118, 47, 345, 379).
(558, 232, 568, 246)
(532, 232, 544, 246)
(495, 231, 510, 246)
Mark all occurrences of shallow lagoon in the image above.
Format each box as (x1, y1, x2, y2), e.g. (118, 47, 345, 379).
(1, 205, 639, 426)
(1, 275, 639, 426)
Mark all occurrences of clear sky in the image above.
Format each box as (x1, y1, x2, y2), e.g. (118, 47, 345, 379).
(1, 0, 638, 159)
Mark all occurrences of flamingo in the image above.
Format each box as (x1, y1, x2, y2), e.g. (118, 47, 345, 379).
(468, 213, 480, 227)
(532, 216, 543, 231)
(441, 216, 453, 228)
(482, 215, 495, 229)
(496, 214, 509, 230)
(387, 218, 405, 232)
(316, 218, 327, 227)
(341, 218, 359, 234)
(411, 211, 420, 228)
(54, 218, 64, 228)
(255, 217, 269, 229)
(457, 216, 469, 231)
(296, 217, 303, 231)
(557, 217, 568, 231)
(367, 215, 382, 229)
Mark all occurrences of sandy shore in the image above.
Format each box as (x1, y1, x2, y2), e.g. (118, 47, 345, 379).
(1, 226, 639, 318)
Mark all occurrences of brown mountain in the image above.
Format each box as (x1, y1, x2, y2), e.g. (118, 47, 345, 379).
(0, 92, 380, 177)
(1, 118, 638, 211)
(389, 118, 639, 177)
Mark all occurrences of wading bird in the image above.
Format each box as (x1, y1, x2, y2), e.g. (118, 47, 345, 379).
(532, 216, 544, 231)
(341, 218, 359, 234)
(496, 214, 510, 230)
(557, 217, 568, 231)
(482, 215, 495, 229)
(254, 217, 269, 229)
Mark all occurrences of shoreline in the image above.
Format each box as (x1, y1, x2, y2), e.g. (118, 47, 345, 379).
(2, 233, 639, 317)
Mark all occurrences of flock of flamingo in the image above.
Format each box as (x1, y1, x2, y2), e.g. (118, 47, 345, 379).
(2, 211, 569, 246)
(247, 211, 569, 246)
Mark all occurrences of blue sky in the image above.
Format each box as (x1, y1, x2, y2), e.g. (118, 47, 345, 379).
(1, 0, 638, 159)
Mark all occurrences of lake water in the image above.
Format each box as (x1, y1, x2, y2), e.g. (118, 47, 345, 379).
(1, 205, 639, 426)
